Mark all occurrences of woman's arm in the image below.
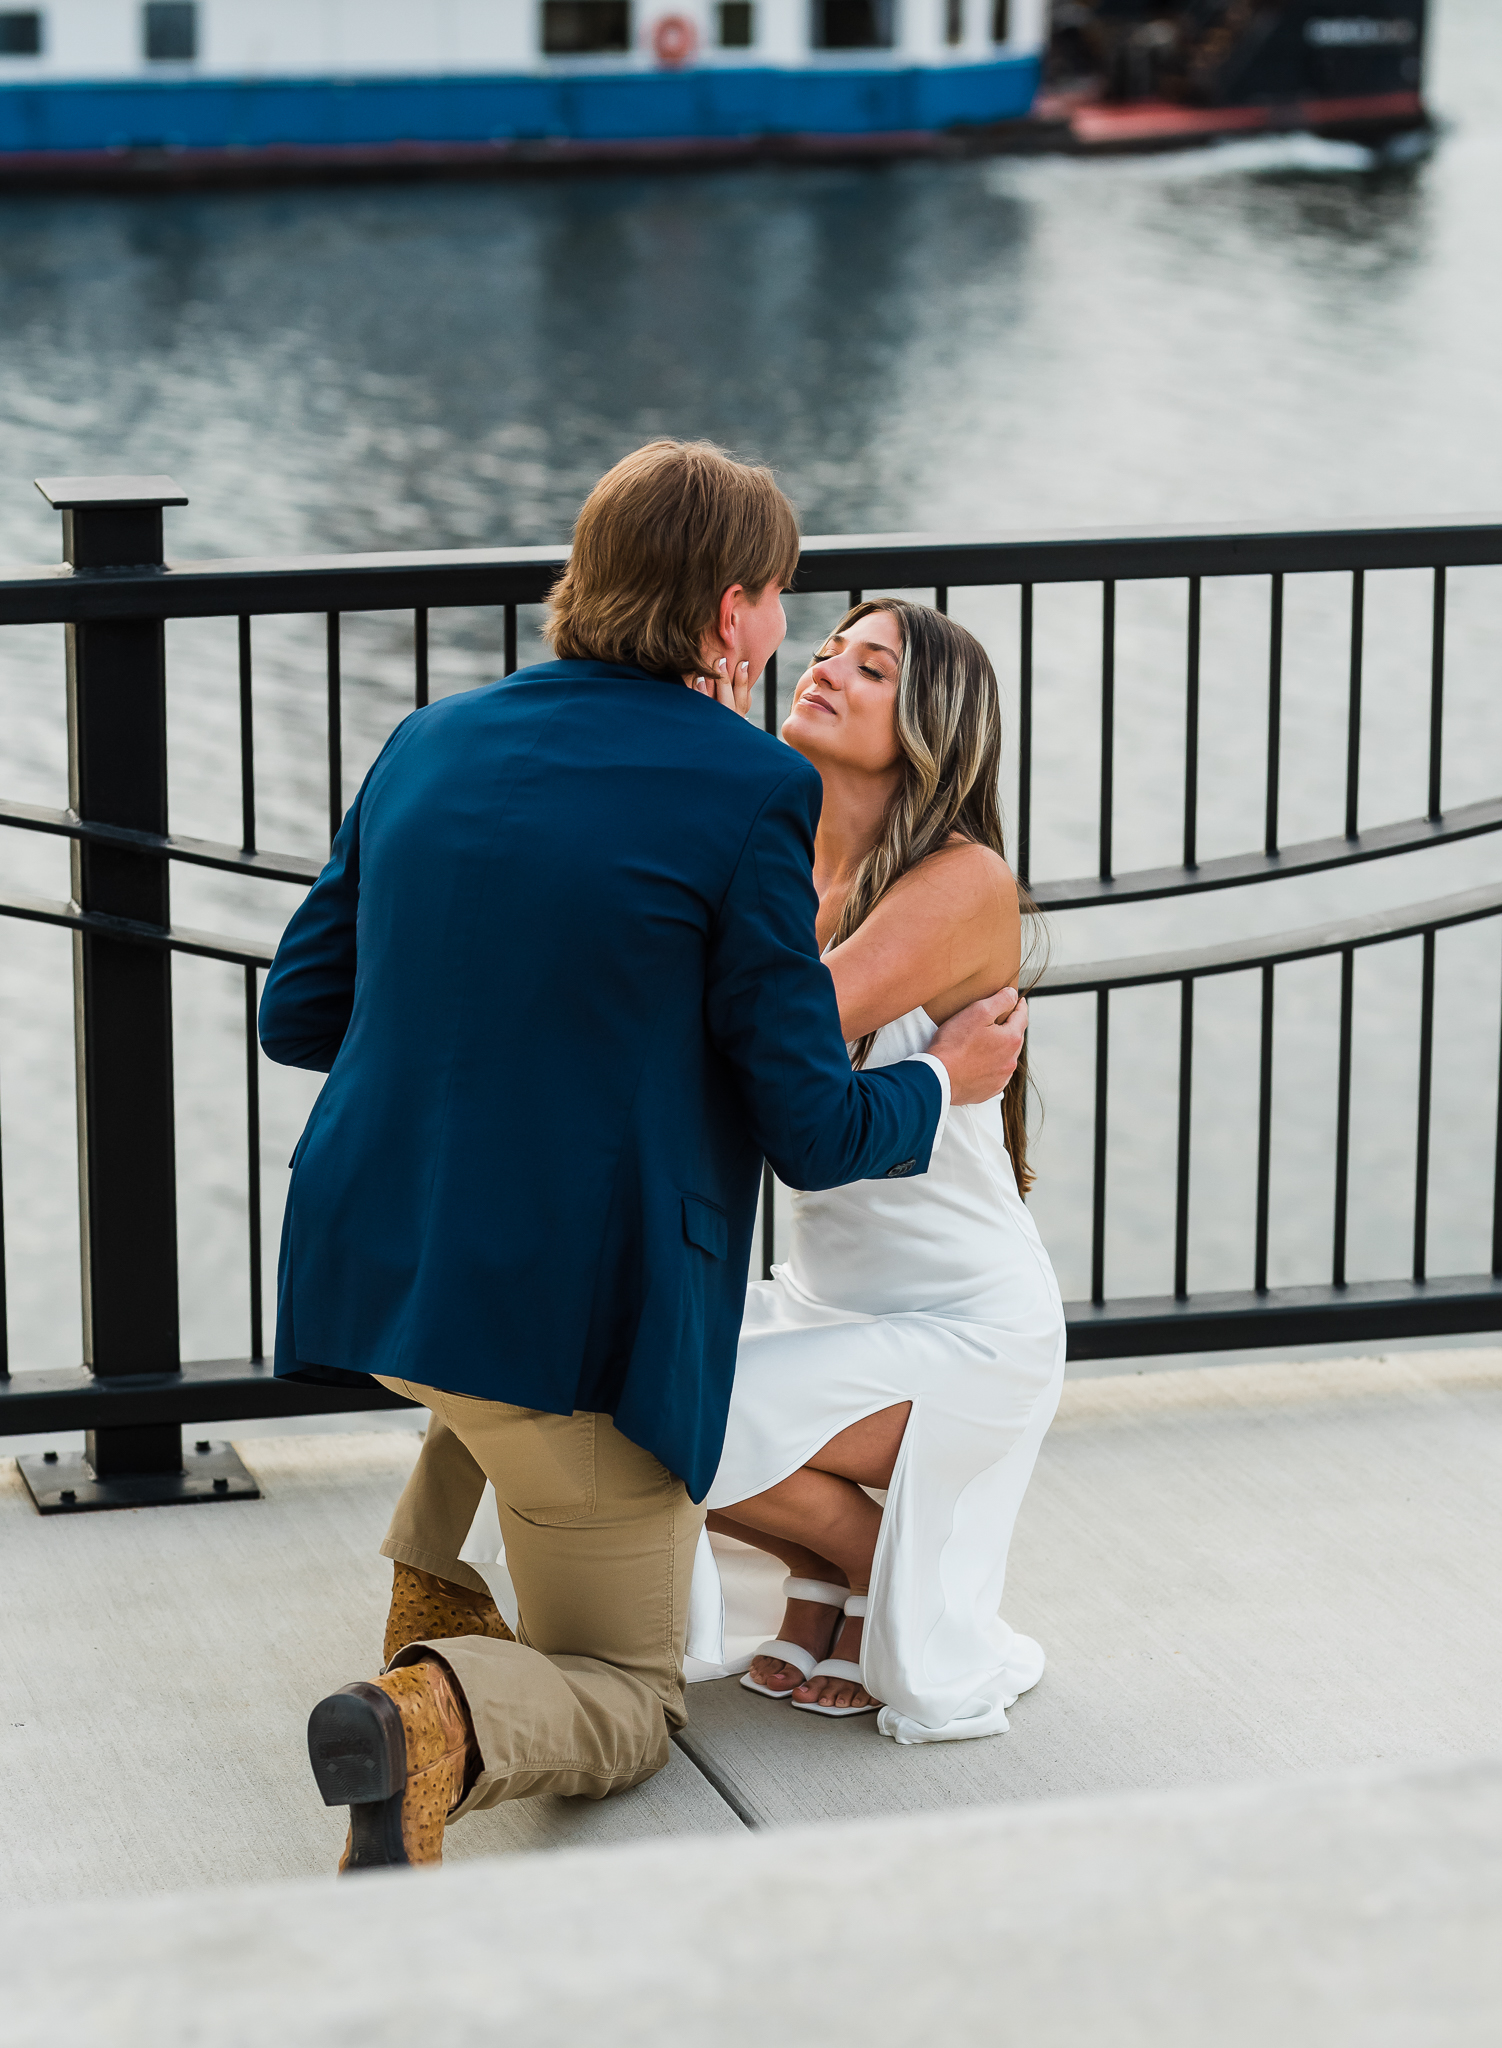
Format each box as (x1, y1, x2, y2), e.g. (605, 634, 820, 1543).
(825, 841, 1021, 1040)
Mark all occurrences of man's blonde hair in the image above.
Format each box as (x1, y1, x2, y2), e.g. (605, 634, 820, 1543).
(546, 440, 800, 676)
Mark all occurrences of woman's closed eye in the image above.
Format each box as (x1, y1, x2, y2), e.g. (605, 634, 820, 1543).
(813, 644, 888, 681)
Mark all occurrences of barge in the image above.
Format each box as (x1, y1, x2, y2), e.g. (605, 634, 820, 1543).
(0, 2, 1428, 186)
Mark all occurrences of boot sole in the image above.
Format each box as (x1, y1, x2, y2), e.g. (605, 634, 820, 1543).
(307, 1682, 410, 1871)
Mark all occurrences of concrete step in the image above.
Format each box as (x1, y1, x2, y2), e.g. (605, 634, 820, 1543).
(5, 1752, 1499, 2047)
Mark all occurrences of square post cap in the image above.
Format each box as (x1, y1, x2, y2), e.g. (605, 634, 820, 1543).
(34, 476, 188, 510)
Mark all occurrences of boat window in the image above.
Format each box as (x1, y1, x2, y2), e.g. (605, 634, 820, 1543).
(991, 0, 1008, 42)
(811, 1, 895, 50)
(0, 9, 42, 53)
(718, 1, 754, 47)
(542, 1, 631, 54)
(945, 0, 963, 46)
(143, 1, 196, 61)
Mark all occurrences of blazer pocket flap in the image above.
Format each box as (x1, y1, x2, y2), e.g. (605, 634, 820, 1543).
(682, 1194, 728, 1260)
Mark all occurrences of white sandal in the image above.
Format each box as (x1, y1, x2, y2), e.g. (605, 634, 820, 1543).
(739, 1577, 849, 1699)
(789, 1592, 879, 1718)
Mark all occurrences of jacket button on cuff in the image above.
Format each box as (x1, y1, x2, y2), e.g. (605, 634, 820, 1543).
(886, 1159, 917, 1178)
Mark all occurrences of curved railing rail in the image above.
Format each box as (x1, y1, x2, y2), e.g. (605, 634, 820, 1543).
(3, 481, 1501, 1506)
(1036, 880, 1502, 1350)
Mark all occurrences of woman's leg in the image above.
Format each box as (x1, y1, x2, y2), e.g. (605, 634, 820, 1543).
(704, 1510, 849, 1694)
(703, 1510, 846, 1585)
(718, 1403, 910, 1708)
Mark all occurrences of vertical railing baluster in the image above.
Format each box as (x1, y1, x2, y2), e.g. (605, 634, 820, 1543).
(0, 1080, 8, 1379)
(1183, 576, 1200, 871)
(1345, 569, 1364, 839)
(1017, 583, 1033, 888)
(1254, 963, 1275, 1291)
(504, 604, 518, 677)
(1428, 566, 1446, 821)
(414, 607, 429, 709)
(1332, 947, 1354, 1287)
(1265, 572, 1283, 856)
(1099, 581, 1115, 882)
(1091, 988, 1109, 1305)
(763, 651, 779, 735)
(240, 622, 263, 1361)
(1492, 927, 1502, 1277)
(238, 615, 256, 855)
(848, 589, 862, 610)
(761, 1161, 776, 1282)
(1174, 977, 1194, 1299)
(326, 612, 343, 848)
(935, 584, 949, 616)
(244, 964, 264, 1362)
(1413, 930, 1436, 1283)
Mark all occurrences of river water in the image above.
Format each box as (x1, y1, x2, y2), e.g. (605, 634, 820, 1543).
(1, 0, 1500, 1372)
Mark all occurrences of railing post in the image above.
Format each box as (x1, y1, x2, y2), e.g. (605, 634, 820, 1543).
(19, 476, 257, 1513)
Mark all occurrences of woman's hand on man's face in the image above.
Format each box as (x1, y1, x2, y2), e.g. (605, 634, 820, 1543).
(688, 658, 754, 718)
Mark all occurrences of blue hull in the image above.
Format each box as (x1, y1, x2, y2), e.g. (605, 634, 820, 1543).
(0, 60, 1041, 155)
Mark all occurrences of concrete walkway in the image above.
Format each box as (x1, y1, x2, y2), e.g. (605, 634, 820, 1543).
(682, 1346, 1502, 1823)
(3, 1349, 1500, 1905)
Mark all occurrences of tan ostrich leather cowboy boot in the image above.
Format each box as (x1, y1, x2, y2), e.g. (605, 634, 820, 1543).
(309, 1657, 477, 1871)
(383, 1561, 514, 1668)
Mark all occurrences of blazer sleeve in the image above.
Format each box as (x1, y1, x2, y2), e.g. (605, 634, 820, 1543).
(257, 778, 367, 1073)
(704, 760, 943, 1192)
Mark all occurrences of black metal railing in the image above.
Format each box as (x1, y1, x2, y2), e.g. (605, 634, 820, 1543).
(3, 479, 1502, 1507)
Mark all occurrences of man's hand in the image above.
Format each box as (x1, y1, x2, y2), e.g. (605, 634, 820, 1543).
(927, 990, 1028, 1107)
(687, 658, 754, 717)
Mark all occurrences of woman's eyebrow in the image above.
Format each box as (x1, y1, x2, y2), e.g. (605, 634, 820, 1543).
(856, 639, 900, 665)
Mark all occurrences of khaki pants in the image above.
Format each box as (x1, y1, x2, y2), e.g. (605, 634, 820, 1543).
(376, 1379, 703, 1813)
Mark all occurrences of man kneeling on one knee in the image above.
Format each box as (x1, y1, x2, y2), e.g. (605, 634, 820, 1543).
(260, 440, 1025, 1867)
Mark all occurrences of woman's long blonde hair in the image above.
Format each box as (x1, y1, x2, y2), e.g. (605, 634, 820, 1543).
(822, 599, 1045, 1194)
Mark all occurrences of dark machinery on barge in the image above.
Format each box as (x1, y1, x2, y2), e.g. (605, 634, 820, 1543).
(1043, 1, 1428, 151)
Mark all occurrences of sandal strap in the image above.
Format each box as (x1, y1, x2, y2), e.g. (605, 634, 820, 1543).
(782, 1577, 850, 1608)
(751, 1639, 818, 1681)
(807, 1659, 865, 1686)
(843, 1593, 869, 1619)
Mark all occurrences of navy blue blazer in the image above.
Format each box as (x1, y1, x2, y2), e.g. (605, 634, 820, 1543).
(260, 659, 942, 1501)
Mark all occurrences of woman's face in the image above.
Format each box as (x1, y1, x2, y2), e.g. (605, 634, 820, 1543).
(781, 611, 903, 776)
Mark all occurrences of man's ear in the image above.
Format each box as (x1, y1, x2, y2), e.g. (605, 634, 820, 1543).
(716, 583, 745, 651)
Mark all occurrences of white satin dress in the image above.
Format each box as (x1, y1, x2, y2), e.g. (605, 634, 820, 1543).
(698, 1004, 1067, 1744)
(457, 1004, 1065, 1746)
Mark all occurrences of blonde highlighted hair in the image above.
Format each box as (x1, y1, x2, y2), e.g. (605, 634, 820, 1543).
(546, 439, 800, 678)
(824, 599, 1045, 1194)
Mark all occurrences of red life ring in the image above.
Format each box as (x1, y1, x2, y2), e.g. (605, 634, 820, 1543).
(651, 13, 698, 67)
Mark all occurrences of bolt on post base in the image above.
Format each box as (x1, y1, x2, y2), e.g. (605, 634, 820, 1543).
(17, 1440, 261, 1514)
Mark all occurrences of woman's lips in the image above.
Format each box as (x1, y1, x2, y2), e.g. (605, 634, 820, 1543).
(802, 690, 837, 716)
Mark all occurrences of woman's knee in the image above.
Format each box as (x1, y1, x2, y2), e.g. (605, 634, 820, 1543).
(809, 1401, 912, 1486)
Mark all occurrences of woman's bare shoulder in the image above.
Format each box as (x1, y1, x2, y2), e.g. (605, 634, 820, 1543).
(896, 836, 1017, 917)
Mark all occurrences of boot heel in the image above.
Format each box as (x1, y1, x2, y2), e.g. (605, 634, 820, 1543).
(344, 1789, 410, 1870)
(308, 1682, 408, 1808)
